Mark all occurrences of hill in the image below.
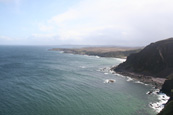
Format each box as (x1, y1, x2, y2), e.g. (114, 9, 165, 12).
(112, 38, 173, 114)
(49, 47, 141, 58)
(114, 38, 173, 78)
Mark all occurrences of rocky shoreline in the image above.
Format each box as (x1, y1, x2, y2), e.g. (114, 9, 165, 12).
(109, 67, 170, 113)
(111, 68, 166, 89)
(50, 38, 173, 114)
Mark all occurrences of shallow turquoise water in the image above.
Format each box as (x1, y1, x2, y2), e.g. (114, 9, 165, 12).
(0, 46, 157, 115)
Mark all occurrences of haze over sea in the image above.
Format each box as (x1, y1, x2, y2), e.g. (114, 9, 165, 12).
(0, 46, 158, 115)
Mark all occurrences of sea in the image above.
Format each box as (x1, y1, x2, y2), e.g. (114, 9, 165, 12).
(0, 46, 160, 115)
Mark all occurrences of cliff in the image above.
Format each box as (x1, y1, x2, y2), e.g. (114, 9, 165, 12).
(114, 38, 173, 78)
(113, 38, 173, 114)
(160, 73, 173, 96)
(158, 100, 173, 115)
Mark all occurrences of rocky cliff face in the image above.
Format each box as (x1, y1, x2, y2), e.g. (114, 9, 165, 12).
(160, 80, 173, 96)
(113, 38, 173, 114)
(114, 38, 173, 78)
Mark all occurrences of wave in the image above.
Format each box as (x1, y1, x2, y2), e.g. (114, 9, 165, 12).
(134, 81, 144, 84)
(96, 56, 100, 58)
(147, 89, 170, 113)
(115, 58, 126, 62)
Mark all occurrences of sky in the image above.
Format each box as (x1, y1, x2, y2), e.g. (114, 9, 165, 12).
(0, 0, 173, 46)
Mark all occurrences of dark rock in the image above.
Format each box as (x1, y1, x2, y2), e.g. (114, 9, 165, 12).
(147, 91, 153, 95)
(112, 38, 173, 114)
(108, 79, 115, 83)
(158, 100, 173, 115)
(114, 38, 173, 78)
(160, 80, 173, 96)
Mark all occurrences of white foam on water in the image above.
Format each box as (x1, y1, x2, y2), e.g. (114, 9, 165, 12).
(116, 58, 126, 62)
(104, 79, 116, 83)
(96, 56, 100, 58)
(113, 73, 125, 78)
(126, 77, 133, 81)
(59, 51, 64, 53)
(135, 81, 145, 85)
(104, 73, 109, 75)
(148, 90, 170, 113)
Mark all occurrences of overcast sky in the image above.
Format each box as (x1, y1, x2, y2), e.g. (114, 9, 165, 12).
(0, 0, 173, 46)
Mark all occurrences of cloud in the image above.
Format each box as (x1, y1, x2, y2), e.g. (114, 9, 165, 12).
(36, 0, 173, 46)
(38, 23, 53, 32)
(49, 9, 79, 24)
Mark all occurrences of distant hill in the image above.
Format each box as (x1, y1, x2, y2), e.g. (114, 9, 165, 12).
(114, 38, 173, 78)
(50, 47, 141, 58)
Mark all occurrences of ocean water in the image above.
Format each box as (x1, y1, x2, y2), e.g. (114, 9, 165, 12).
(0, 46, 158, 115)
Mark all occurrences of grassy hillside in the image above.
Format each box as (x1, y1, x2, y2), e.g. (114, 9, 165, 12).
(50, 47, 141, 58)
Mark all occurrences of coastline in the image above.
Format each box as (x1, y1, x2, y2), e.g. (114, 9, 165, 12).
(56, 49, 165, 88)
(52, 49, 169, 113)
(54, 49, 165, 89)
(111, 70, 166, 89)
(109, 68, 169, 113)
(49, 47, 141, 59)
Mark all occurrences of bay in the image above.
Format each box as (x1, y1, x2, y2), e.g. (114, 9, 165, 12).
(0, 46, 158, 115)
